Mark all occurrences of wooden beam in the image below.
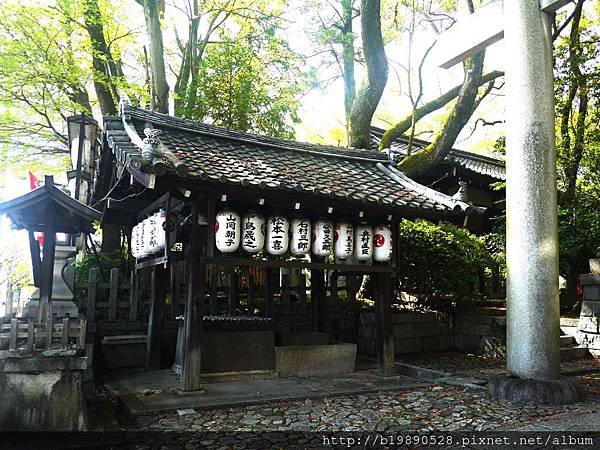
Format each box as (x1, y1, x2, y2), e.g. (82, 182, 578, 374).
(375, 272, 395, 375)
(540, 0, 569, 13)
(38, 225, 56, 323)
(181, 198, 205, 391)
(28, 231, 41, 287)
(146, 266, 168, 370)
(433, 0, 504, 69)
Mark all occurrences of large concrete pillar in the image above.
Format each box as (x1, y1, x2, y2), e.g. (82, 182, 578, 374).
(488, 0, 579, 403)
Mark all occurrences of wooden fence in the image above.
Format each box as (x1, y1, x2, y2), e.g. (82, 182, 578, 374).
(77, 265, 363, 329)
(0, 314, 86, 355)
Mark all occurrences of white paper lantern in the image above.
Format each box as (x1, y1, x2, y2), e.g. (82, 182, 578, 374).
(242, 212, 265, 253)
(266, 215, 289, 255)
(131, 224, 139, 258)
(155, 209, 167, 251)
(334, 223, 353, 260)
(139, 218, 150, 258)
(373, 225, 392, 262)
(290, 218, 311, 256)
(215, 210, 241, 253)
(146, 212, 160, 255)
(312, 219, 333, 257)
(354, 225, 373, 261)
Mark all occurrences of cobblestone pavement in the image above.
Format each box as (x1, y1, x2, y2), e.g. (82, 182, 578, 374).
(109, 356, 600, 449)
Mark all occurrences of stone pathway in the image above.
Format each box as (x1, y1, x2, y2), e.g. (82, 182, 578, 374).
(104, 355, 600, 449)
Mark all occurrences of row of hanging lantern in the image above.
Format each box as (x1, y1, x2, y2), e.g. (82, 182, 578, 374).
(131, 209, 167, 259)
(215, 210, 393, 262)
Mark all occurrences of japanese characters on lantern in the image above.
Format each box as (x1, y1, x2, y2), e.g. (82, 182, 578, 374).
(138, 218, 149, 258)
(355, 225, 373, 261)
(334, 223, 353, 260)
(266, 215, 289, 255)
(312, 219, 333, 256)
(215, 210, 241, 253)
(290, 218, 311, 256)
(131, 224, 139, 258)
(146, 213, 160, 255)
(155, 208, 167, 251)
(242, 212, 265, 253)
(373, 225, 392, 262)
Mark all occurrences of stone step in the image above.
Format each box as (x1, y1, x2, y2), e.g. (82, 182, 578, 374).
(560, 346, 591, 362)
(560, 335, 576, 346)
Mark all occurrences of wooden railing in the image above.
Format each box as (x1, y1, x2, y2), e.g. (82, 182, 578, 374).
(0, 314, 86, 355)
(77, 267, 136, 323)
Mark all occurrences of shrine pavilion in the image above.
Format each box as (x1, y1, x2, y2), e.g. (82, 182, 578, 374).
(94, 102, 486, 391)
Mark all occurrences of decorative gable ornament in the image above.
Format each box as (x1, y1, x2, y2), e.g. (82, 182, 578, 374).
(215, 210, 240, 253)
(290, 218, 311, 256)
(266, 215, 289, 255)
(241, 212, 265, 253)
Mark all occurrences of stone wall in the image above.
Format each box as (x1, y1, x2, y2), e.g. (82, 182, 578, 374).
(453, 312, 506, 357)
(0, 356, 87, 431)
(358, 311, 453, 356)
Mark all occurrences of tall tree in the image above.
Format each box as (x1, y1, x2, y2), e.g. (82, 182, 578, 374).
(139, 0, 169, 113)
(347, 0, 388, 148)
(388, 0, 488, 176)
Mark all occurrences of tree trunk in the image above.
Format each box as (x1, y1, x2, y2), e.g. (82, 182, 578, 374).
(143, 0, 170, 113)
(348, 0, 388, 149)
(379, 70, 503, 149)
(82, 0, 118, 115)
(341, 0, 356, 142)
(559, 0, 586, 205)
(396, 49, 485, 177)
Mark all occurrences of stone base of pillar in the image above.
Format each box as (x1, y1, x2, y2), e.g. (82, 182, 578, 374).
(488, 375, 581, 404)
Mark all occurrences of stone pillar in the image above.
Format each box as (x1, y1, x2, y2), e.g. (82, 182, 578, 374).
(488, 0, 579, 403)
(577, 258, 600, 357)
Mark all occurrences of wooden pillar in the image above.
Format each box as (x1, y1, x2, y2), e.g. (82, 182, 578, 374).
(38, 225, 56, 324)
(298, 273, 307, 314)
(264, 267, 273, 317)
(181, 196, 209, 391)
(146, 265, 168, 370)
(347, 275, 358, 302)
(209, 269, 218, 315)
(247, 275, 256, 314)
(310, 268, 324, 332)
(228, 272, 239, 314)
(375, 272, 395, 375)
(330, 272, 339, 304)
(282, 273, 291, 317)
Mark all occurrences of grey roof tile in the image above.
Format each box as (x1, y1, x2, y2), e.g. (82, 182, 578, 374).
(104, 106, 482, 215)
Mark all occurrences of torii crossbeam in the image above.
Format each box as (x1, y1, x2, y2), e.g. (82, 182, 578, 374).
(434, 0, 581, 403)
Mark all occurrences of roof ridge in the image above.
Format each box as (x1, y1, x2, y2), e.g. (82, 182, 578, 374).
(123, 105, 389, 163)
(371, 127, 505, 167)
(375, 163, 485, 215)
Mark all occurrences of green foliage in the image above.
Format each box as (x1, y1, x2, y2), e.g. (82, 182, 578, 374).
(74, 250, 129, 284)
(558, 199, 600, 279)
(180, 35, 305, 138)
(396, 219, 494, 302)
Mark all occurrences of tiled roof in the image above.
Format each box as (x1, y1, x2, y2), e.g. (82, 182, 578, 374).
(371, 127, 506, 181)
(103, 104, 484, 215)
